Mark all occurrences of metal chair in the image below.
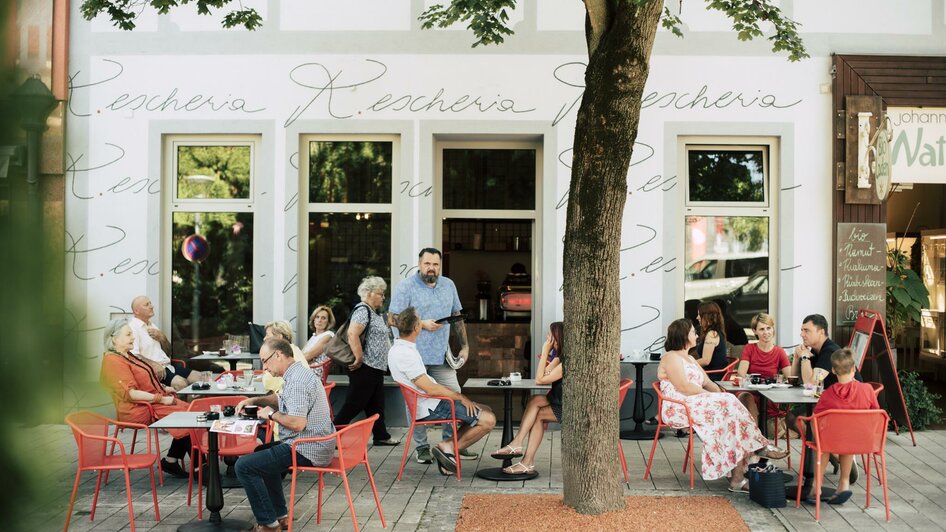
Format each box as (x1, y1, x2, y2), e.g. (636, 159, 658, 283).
(287, 414, 386, 532)
(396, 383, 462, 480)
(618, 378, 633, 486)
(644, 381, 698, 489)
(64, 411, 161, 532)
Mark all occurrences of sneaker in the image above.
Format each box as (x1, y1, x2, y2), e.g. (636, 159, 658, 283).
(458, 447, 479, 460)
(160, 458, 188, 479)
(415, 447, 433, 464)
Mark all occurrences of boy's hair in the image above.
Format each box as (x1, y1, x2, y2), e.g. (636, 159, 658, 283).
(831, 348, 856, 375)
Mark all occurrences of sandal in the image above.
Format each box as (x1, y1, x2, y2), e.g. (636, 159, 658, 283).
(502, 462, 535, 475)
(491, 445, 524, 459)
(728, 478, 749, 493)
(759, 445, 789, 460)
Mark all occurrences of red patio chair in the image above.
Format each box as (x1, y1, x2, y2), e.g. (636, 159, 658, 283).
(310, 358, 332, 385)
(795, 409, 890, 522)
(186, 395, 270, 519)
(287, 414, 386, 532)
(644, 381, 698, 489)
(396, 383, 462, 481)
(64, 411, 160, 532)
(104, 399, 164, 487)
(324, 381, 336, 420)
(618, 378, 633, 485)
(704, 359, 739, 381)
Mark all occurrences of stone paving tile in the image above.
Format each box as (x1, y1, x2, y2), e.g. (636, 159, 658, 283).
(22, 424, 946, 531)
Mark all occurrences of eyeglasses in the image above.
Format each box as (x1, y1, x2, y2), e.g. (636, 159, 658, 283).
(261, 351, 277, 365)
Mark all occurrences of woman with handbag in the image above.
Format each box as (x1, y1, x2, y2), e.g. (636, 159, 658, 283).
(657, 318, 788, 492)
(490, 322, 564, 474)
(332, 276, 400, 446)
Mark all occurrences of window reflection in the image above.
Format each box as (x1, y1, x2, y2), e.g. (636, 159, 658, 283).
(176, 145, 251, 200)
(171, 212, 253, 353)
(685, 215, 769, 331)
(443, 149, 535, 210)
(308, 212, 391, 323)
(688, 148, 766, 203)
(309, 141, 392, 204)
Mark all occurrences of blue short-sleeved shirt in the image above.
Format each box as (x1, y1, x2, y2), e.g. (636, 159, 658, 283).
(389, 272, 462, 365)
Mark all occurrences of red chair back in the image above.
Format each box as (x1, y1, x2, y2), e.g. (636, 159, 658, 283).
(812, 409, 889, 456)
(336, 414, 376, 470)
(67, 411, 113, 469)
(399, 384, 421, 420)
(187, 396, 254, 448)
(705, 359, 739, 380)
(310, 358, 332, 384)
(619, 378, 633, 406)
(868, 381, 884, 396)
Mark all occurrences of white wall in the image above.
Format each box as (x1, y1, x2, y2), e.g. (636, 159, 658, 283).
(64, 1, 946, 378)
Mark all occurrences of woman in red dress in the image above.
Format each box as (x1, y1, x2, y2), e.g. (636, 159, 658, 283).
(99, 319, 191, 478)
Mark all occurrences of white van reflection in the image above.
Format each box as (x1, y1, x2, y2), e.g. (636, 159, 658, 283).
(684, 252, 767, 301)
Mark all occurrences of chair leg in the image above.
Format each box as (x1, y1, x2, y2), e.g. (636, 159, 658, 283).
(643, 425, 660, 480)
(340, 472, 359, 532)
(187, 449, 195, 507)
(617, 440, 629, 485)
(317, 472, 324, 524)
(287, 469, 298, 532)
(197, 453, 204, 520)
(154, 429, 164, 486)
(687, 431, 695, 490)
(814, 453, 823, 522)
(880, 454, 890, 522)
(397, 422, 416, 480)
(149, 463, 161, 522)
(63, 470, 81, 532)
(452, 421, 462, 481)
(124, 469, 136, 532)
(864, 452, 871, 508)
(365, 461, 386, 528)
(795, 444, 807, 508)
(873, 453, 882, 485)
(90, 469, 105, 521)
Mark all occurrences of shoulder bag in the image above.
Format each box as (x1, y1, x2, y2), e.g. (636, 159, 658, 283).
(324, 303, 372, 366)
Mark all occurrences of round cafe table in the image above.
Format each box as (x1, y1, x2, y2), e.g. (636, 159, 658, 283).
(620, 358, 663, 441)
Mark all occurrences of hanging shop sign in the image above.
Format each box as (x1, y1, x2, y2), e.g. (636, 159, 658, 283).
(888, 107, 946, 184)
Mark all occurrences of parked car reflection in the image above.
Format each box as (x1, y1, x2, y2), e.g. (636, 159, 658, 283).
(720, 270, 769, 331)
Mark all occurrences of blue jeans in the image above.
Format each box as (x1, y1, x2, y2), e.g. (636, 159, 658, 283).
(235, 442, 312, 525)
(412, 363, 460, 450)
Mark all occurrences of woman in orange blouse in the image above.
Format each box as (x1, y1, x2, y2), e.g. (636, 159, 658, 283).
(99, 319, 191, 478)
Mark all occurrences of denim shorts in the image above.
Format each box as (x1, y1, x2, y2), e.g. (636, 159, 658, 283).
(419, 399, 479, 426)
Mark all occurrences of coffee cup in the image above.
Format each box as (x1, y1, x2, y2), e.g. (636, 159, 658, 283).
(243, 405, 259, 419)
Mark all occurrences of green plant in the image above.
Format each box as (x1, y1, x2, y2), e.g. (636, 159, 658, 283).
(886, 246, 929, 341)
(898, 370, 943, 431)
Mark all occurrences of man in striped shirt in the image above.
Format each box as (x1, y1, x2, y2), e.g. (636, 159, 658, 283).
(235, 338, 335, 532)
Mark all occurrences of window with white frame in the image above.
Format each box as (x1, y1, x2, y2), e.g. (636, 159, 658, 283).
(164, 135, 259, 354)
(302, 135, 395, 325)
(682, 139, 778, 333)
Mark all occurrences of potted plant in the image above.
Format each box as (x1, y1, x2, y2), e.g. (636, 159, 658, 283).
(886, 245, 929, 343)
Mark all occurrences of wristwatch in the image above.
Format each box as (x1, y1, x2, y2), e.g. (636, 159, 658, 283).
(268, 411, 277, 422)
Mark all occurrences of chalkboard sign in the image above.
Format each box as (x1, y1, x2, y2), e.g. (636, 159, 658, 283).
(836, 223, 887, 326)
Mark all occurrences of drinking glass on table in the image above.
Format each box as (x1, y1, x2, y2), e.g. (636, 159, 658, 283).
(243, 369, 254, 387)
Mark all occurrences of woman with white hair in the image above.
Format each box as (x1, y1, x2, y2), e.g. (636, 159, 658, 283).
(99, 318, 192, 478)
(333, 276, 399, 446)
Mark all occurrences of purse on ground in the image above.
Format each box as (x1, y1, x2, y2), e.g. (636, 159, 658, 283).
(324, 304, 371, 366)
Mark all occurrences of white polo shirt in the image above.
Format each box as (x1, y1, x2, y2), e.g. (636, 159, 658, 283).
(129, 316, 171, 365)
(388, 338, 441, 419)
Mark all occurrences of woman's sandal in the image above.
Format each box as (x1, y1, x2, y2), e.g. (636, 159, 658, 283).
(759, 445, 789, 460)
(728, 478, 750, 493)
(502, 462, 535, 475)
(491, 445, 524, 459)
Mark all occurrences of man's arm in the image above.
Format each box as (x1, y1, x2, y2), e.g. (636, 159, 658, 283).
(412, 374, 479, 414)
(451, 311, 469, 360)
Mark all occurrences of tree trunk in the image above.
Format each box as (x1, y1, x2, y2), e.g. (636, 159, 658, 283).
(561, 1, 663, 515)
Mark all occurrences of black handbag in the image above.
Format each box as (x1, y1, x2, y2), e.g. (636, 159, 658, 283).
(748, 463, 786, 508)
(324, 304, 372, 366)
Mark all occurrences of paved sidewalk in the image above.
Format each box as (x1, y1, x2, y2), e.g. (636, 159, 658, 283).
(22, 423, 944, 531)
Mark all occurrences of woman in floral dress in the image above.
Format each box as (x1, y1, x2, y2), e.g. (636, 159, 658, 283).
(657, 318, 788, 491)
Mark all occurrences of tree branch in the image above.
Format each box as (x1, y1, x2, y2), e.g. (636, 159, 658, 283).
(583, 0, 609, 57)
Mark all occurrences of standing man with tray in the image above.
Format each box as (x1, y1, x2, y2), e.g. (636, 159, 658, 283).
(389, 247, 474, 464)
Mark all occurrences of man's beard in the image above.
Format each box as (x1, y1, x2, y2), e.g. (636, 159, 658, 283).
(421, 271, 439, 284)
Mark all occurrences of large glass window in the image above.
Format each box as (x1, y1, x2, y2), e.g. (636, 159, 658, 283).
(166, 137, 257, 355)
(442, 148, 536, 210)
(682, 140, 777, 335)
(304, 135, 395, 325)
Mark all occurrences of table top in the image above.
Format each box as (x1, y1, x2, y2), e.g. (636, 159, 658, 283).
(718, 380, 753, 393)
(620, 358, 661, 365)
(463, 378, 551, 390)
(178, 381, 269, 396)
(150, 411, 215, 429)
(190, 352, 261, 362)
(758, 387, 819, 405)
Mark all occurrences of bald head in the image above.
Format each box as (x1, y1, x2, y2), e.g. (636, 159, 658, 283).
(131, 296, 155, 321)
